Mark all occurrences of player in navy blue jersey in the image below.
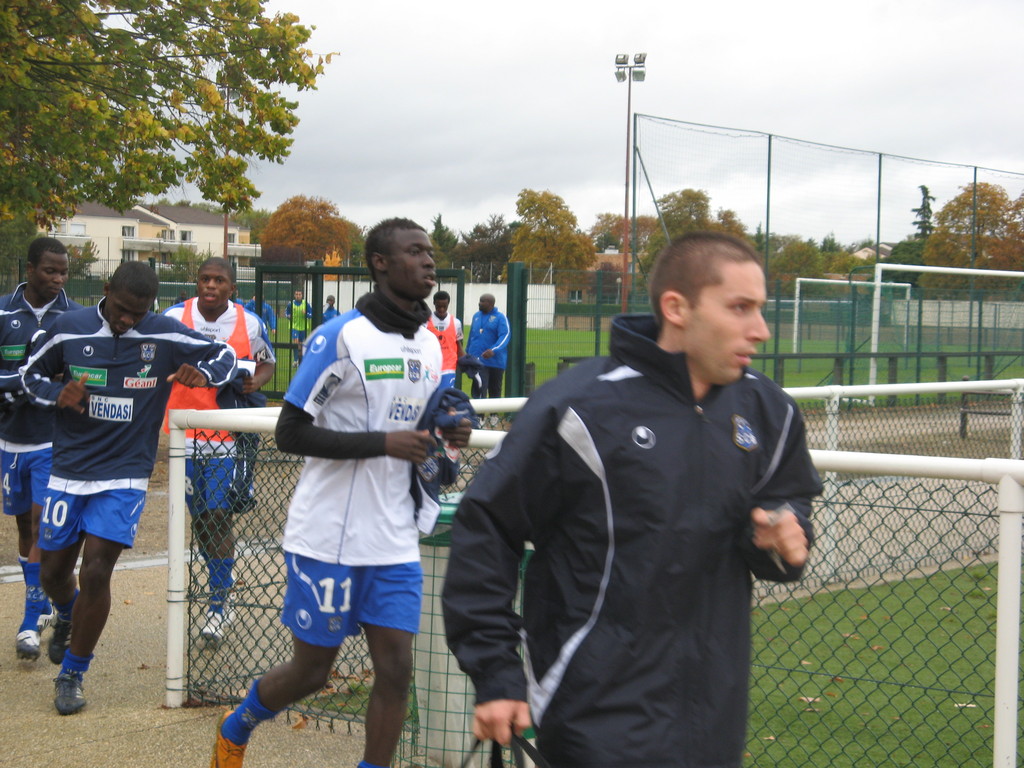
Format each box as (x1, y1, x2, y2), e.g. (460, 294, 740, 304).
(0, 237, 83, 661)
(21, 261, 236, 715)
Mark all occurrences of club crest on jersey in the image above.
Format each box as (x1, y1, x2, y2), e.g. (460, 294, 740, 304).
(732, 415, 758, 451)
(140, 342, 156, 362)
(407, 359, 422, 382)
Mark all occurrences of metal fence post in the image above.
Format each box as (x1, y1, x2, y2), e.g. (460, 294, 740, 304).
(505, 262, 527, 397)
(993, 474, 1024, 768)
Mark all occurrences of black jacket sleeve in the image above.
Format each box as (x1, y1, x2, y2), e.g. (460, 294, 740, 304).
(274, 400, 388, 460)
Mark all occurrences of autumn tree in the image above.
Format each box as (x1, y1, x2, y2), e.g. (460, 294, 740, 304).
(588, 212, 658, 256)
(922, 182, 1024, 293)
(0, 1, 330, 226)
(641, 189, 749, 270)
(261, 196, 358, 262)
(511, 189, 594, 272)
(452, 215, 515, 282)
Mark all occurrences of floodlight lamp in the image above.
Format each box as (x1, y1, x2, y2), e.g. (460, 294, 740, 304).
(615, 54, 628, 65)
(632, 69, 645, 82)
(634, 53, 647, 65)
(615, 69, 627, 82)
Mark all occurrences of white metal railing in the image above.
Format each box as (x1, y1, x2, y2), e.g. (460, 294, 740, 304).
(165, 380, 1024, 767)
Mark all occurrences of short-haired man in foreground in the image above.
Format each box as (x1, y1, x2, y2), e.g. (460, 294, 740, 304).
(443, 232, 822, 767)
(21, 261, 237, 715)
(210, 218, 472, 768)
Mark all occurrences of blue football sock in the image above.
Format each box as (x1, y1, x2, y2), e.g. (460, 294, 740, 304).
(20, 561, 49, 632)
(357, 761, 388, 768)
(54, 590, 78, 622)
(207, 558, 235, 611)
(222, 680, 278, 746)
(60, 651, 93, 678)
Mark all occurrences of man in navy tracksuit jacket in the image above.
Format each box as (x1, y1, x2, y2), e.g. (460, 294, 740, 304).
(0, 237, 83, 661)
(21, 261, 236, 716)
(443, 232, 822, 767)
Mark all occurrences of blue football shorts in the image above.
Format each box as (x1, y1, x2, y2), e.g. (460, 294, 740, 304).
(281, 554, 423, 648)
(1, 447, 52, 516)
(38, 485, 147, 550)
(185, 455, 235, 516)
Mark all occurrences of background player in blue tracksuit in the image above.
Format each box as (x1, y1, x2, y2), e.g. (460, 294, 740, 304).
(465, 293, 510, 398)
(0, 237, 83, 661)
(21, 261, 236, 716)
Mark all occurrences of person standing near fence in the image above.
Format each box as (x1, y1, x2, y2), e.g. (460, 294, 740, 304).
(21, 261, 236, 716)
(323, 294, 340, 322)
(443, 231, 822, 767)
(427, 290, 463, 388)
(0, 237, 83, 661)
(244, 295, 276, 333)
(209, 217, 472, 768)
(164, 258, 276, 644)
(284, 289, 311, 366)
(465, 293, 509, 398)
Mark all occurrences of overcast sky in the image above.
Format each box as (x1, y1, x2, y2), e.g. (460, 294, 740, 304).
(224, 0, 1023, 244)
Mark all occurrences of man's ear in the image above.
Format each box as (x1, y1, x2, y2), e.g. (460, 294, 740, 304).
(369, 251, 388, 275)
(659, 289, 690, 329)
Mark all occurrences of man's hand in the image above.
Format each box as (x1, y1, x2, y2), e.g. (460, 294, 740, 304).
(384, 430, 436, 463)
(166, 364, 208, 388)
(440, 417, 473, 448)
(481, 348, 494, 359)
(751, 505, 808, 568)
(57, 372, 89, 413)
(473, 699, 532, 746)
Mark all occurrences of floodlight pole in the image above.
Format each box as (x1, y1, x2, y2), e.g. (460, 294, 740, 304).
(615, 54, 646, 313)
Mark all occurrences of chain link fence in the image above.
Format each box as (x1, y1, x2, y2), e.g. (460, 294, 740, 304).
(171, 384, 1021, 766)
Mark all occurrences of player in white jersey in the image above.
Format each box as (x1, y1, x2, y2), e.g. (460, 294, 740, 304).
(164, 258, 276, 643)
(210, 218, 472, 768)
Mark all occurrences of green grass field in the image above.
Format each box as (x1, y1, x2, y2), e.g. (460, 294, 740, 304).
(746, 564, 998, 766)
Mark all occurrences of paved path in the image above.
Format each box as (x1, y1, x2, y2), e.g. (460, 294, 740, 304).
(0, 561, 366, 767)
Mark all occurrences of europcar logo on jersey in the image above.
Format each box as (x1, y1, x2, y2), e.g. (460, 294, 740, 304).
(123, 364, 156, 389)
(0, 344, 25, 361)
(365, 358, 404, 380)
(70, 365, 108, 386)
(140, 343, 156, 362)
(732, 414, 758, 451)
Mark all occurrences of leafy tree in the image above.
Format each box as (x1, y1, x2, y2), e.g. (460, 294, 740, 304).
(912, 185, 936, 239)
(922, 182, 1024, 293)
(588, 212, 659, 256)
(882, 238, 926, 286)
(66, 240, 98, 280)
(0, 1, 330, 226)
(430, 214, 460, 269)
(233, 208, 272, 244)
(642, 189, 748, 270)
(0, 214, 37, 290)
(452, 215, 515, 282)
(768, 236, 824, 286)
(261, 196, 358, 262)
(162, 245, 213, 283)
(512, 189, 594, 273)
(820, 232, 842, 253)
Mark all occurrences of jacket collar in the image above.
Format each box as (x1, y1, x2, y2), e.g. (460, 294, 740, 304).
(610, 314, 707, 403)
